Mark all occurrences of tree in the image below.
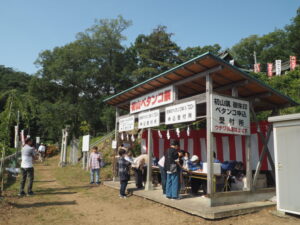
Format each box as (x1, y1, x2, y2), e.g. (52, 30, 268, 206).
(178, 44, 222, 62)
(131, 25, 180, 82)
(286, 7, 300, 57)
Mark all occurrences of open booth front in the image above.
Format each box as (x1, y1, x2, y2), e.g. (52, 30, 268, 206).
(104, 52, 298, 207)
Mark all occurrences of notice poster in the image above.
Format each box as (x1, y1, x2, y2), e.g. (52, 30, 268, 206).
(119, 116, 135, 132)
(82, 135, 90, 152)
(165, 101, 196, 125)
(130, 86, 174, 114)
(275, 60, 281, 76)
(138, 109, 160, 129)
(211, 94, 250, 136)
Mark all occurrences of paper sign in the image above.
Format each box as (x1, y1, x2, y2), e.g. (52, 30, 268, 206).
(82, 135, 90, 152)
(211, 94, 250, 135)
(138, 110, 160, 129)
(119, 116, 135, 132)
(165, 101, 196, 125)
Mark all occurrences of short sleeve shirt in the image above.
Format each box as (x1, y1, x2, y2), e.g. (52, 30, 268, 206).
(21, 144, 35, 168)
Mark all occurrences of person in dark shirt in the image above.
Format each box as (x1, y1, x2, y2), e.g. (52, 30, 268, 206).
(118, 149, 131, 198)
(165, 140, 180, 199)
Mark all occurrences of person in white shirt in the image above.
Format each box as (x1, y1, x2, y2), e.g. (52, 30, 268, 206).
(131, 154, 148, 188)
(38, 143, 46, 162)
(19, 138, 36, 196)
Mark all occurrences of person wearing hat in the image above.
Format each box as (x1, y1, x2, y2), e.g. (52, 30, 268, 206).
(164, 140, 180, 199)
(38, 143, 46, 162)
(188, 155, 205, 195)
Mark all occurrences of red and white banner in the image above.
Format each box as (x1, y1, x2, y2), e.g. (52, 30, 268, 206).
(130, 86, 174, 114)
(141, 121, 274, 171)
(254, 63, 261, 73)
(267, 63, 273, 77)
(290, 56, 297, 71)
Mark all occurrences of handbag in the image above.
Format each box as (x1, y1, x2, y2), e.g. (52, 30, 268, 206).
(169, 163, 177, 173)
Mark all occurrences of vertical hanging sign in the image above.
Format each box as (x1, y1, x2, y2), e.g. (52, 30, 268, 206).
(82, 135, 90, 152)
(290, 56, 297, 71)
(275, 60, 281, 76)
(267, 63, 273, 77)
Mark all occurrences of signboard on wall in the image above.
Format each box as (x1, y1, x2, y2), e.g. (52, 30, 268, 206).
(211, 94, 250, 135)
(130, 86, 174, 114)
(119, 116, 135, 132)
(165, 101, 196, 125)
(82, 135, 90, 152)
(138, 109, 160, 129)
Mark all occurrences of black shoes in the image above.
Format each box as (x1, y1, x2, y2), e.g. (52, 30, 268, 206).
(27, 191, 34, 196)
(18, 191, 26, 197)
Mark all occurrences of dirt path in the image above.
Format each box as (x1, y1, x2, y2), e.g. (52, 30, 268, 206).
(1, 157, 300, 225)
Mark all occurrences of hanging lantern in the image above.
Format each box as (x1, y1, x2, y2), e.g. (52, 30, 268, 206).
(126, 134, 129, 141)
(187, 126, 191, 137)
(158, 130, 162, 139)
(176, 128, 180, 138)
(167, 129, 170, 140)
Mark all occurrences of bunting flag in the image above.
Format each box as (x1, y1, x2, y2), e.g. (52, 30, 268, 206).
(158, 130, 162, 139)
(131, 134, 135, 142)
(121, 132, 124, 140)
(166, 129, 170, 140)
(290, 56, 297, 71)
(267, 63, 273, 77)
(254, 63, 261, 73)
(176, 128, 180, 138)
(187, 126, 191, 137)
(141, 121, 274, 171)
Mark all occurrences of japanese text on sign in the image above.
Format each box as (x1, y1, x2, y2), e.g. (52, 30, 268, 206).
(82, 135, 90, 152)
(211, 94, 250, 135)
(138, 109, 160, 129)
(119, 116, 135, 132)
(130, 86, 174, 114)
(165, 101, 196, 125)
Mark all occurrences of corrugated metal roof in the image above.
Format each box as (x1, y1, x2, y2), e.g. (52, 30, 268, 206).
(104, 52, 298, 112)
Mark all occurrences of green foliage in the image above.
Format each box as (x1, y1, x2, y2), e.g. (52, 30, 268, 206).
(131, 25, 181, 82)
(178, 44, 222, 62)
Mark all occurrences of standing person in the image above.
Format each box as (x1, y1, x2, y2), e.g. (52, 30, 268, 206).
(38, 143, 46, 162)
(158, 155, 166, 195)
(132, 154, 147, 189)
(164, 140, 180, 200)
(118, 149, 131, 198)
(88, 146, 102, 185)
(19, 138, 36, 197)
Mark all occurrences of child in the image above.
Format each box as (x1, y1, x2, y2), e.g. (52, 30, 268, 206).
(118, 149, 131, 198)
(88, 146, 101, 185)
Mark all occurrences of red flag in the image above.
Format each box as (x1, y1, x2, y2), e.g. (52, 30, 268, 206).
(254, 64, 260, 73)
(290, 56, 297, 71)
(267, 63, 273, 77)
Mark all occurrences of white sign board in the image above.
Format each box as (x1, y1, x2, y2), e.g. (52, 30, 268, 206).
(211, 94, 250, 135)
(138, 109, 160, 129)
(130, 86, 174, 114)
(111, 140, 117, 149)
(36, 136, 40, 144)
(165, 101, 196, 125)
(275, 60, 281, 76)
(82, 135, 90, 152)
(119, 116, 135, 132)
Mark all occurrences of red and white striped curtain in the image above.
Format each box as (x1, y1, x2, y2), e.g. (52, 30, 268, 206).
(141, 121, 274, 171)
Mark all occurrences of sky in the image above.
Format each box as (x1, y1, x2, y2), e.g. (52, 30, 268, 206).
(0, 0, 299, 75)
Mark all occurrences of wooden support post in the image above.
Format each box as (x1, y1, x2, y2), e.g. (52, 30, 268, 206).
(59, 129, 65, 167)
(145, 128, 153, 191)
(245, 135, 252, 191)
(206, 73, 214, 196)
(250, 106, 276, 181)
(113, 107, 119, 182)
(252, 125, 273, 189)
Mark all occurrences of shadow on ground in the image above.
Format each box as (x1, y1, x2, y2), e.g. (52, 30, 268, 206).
(9, 200, 77, 208)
